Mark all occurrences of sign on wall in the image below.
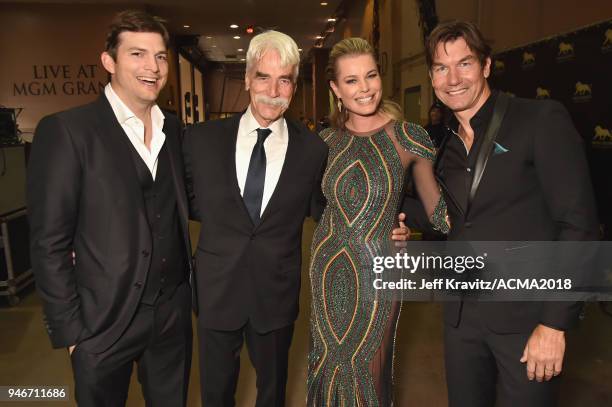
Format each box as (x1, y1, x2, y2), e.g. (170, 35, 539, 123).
(13, 64, 105, 97)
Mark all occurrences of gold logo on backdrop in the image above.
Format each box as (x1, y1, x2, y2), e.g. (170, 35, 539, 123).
(572, 82, 592, 103)
(592, 125, 612, 148)
(556, 42, 575, 62)
(574, 82, 591, 95)
(522, 52, 536, 69)
(536, 87, 550, 99)
(493, 60, 505, 75)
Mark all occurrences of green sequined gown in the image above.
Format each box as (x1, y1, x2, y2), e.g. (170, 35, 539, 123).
(308, 121, 447, 406)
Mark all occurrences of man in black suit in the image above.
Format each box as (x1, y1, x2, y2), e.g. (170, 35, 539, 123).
(424, 20, 599, 406)
(183, 30, 325, 407)
(27, 11, 193, 406)
(184, 30, 408, 407)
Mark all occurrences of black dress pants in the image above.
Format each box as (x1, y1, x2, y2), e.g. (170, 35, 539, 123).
(70, 282, 193, 407)
(444, 301, 560, 407)
(199, 321, 295, 407)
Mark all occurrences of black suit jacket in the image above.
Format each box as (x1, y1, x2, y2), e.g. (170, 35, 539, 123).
(436, 96, 599, 333)
(183, 113, 328, 333)
(27, 95, 193, 353)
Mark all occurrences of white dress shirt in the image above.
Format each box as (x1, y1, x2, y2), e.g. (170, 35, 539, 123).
(104, 84, 166, 180)
(235, 106, 289, 216)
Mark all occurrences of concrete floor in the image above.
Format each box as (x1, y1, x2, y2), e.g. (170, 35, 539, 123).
(1, 219, 611, 406)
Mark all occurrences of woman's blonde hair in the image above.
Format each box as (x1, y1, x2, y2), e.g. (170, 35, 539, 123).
(326, 37, 402, 129)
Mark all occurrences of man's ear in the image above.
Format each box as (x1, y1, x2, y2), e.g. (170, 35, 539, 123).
(244, 71, 251, 91)
(101, 52, 116, 75)
(483, 57, 492, 79)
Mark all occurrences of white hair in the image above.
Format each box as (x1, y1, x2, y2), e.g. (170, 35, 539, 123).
(246, 30, 300, 80)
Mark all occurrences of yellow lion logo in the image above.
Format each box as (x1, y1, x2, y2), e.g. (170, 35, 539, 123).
(523, 52, 536, 64)
(574, 82, 592, 96)
(593, 126, 612, 142)
(558, 42, 574, 55)
(536, 87, 550, 99)
(604, 29, 612, 47)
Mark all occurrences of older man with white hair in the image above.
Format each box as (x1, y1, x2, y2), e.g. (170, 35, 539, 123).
(183, 30, 327, 407)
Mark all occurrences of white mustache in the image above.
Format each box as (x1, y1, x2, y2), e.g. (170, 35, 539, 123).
(255, 95, 290, 109)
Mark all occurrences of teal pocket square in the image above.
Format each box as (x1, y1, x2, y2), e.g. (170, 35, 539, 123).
(493, 142, 509, 155)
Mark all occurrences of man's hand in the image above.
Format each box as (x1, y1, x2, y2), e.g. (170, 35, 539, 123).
(520, 324, 565, 382)
(391, 213, 411, 241)
(68, 345, 76, 355)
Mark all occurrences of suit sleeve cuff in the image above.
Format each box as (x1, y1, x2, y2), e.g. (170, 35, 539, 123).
(48, 316, 87, 349)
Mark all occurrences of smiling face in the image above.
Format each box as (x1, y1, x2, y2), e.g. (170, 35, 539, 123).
(245, 49, 296, 128)
(101, 31, 168, 111)
(330, 53, 382, 118)
(430, 37, 491, 119)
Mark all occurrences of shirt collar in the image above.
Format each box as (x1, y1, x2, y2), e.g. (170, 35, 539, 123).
(242, 105, 286, 139)
(448, 89, 499, 134)
(104, 83, 165, 129)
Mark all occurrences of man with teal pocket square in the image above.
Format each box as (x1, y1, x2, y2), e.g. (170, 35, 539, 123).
(420, 20, 599, 407)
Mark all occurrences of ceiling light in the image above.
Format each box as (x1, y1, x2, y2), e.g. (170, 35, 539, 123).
(212, 45, 217, 48)
(246, 25, 254, 34)
(316, 35, 323, 39)
(298, 48, 303, 52)
(240, 58, 246, 61)
(237, 48, 244, 52)
(233, 35, 241, 39)
(230, 24, 239, 29)
(321, 2, 328, 5)
(327, 18, 336, 22)
(205, 36, 212, 39)
(183, 25, 191, 28)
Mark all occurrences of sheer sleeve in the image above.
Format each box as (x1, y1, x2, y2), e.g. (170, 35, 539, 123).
(392, 121, 449, 233)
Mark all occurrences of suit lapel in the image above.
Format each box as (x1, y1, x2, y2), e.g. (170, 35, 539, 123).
(93, 95, 145, 214)
(224, 114, 254, 226)
(465, 93, 509, 216)
(163, 117, 190, 240)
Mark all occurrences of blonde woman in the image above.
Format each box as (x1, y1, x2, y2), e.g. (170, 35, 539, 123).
(308, 38, 448, 406)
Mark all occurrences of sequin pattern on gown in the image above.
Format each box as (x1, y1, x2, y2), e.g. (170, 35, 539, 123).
(308, 122, 438, 406)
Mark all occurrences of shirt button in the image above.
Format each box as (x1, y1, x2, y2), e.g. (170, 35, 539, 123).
(141, 250, 150, 257)
(465, 222, 472, 228)
(466, 168, 472, 173)
(134, 282, 143, 288)
(156, 214, 161, 219)
(162, 258, 166, 263)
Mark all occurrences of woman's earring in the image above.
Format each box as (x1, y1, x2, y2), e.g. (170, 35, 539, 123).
(337, 99, 343, 112)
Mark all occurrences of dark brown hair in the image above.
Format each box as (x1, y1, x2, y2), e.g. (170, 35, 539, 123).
(425, 20, 491, 70)
(105, 10, 169, 60)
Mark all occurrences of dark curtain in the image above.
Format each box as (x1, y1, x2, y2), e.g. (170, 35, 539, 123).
(489, 20, 612, 238)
